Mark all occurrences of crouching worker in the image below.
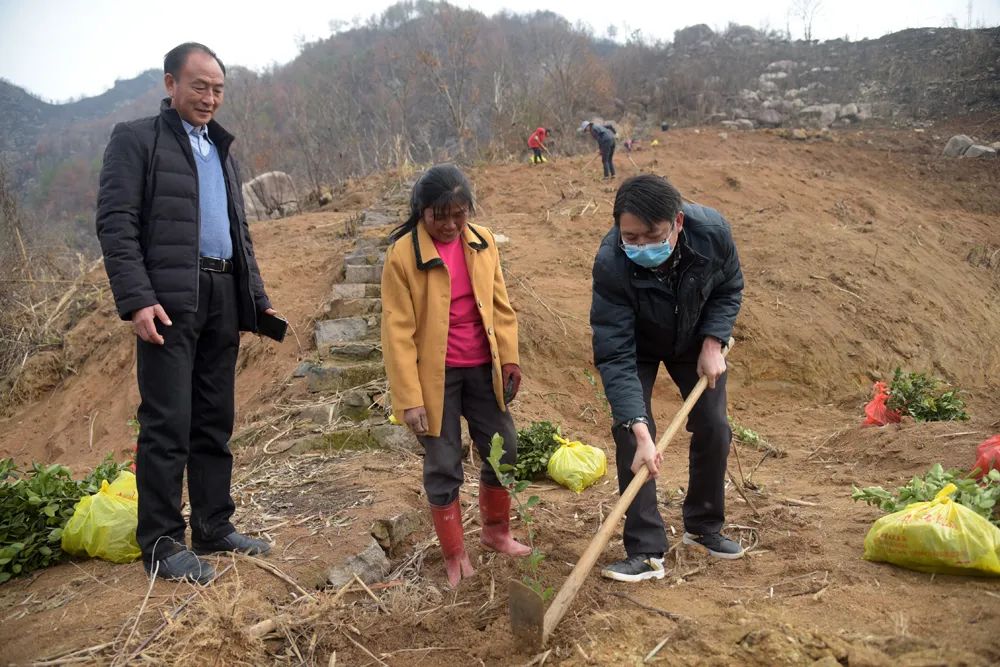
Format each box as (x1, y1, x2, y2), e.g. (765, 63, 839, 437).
(591, 174, 745, 583)
(381, 165, 530, 587)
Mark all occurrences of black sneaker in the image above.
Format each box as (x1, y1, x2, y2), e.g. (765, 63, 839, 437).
(682, 531, 745, 559)
(600, 554, 666, 582)
(145, 549, 216, 585)
(193, 531, 271, 556)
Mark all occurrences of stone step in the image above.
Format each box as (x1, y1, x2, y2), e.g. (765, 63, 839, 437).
(325, 297, 382, 320)
(330, 282, 381, 301)
(315, 317, 370, 347)
(298, 389, 374, 423)
(324, 538, 390, 588)
(371, 510, 425, 554)
(345, 263, 383, 284)
(286, 421, 419, 454)
(359, 209, 400, 228)
(306, 361, 385, 393)
(344, 248, 386, 266)
(325, 341, 382, 362)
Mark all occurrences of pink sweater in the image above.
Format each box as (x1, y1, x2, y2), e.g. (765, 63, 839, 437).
(433, 237, 492, 367)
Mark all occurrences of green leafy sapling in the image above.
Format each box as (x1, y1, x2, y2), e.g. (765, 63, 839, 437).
(513, 420, 561, 481)
(886, 368, 969, 422)
(583, 368, 612, 418)
(487, 433, 553, 600)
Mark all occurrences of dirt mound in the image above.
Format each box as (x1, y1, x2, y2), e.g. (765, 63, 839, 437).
(1, 127, 999, 665)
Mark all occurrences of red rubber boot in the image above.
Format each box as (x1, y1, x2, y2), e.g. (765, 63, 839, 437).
(479, 483, 532, 556)
(429, 499, 475, 587)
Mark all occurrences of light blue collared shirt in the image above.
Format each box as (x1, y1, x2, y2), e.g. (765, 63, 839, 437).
(179, 118, 232, 259)
(181, 119, 212, 157)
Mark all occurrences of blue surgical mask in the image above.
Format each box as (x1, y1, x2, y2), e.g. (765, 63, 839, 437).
(622, 237, 674, 268)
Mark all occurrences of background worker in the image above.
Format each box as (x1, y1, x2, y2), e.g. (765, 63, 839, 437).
(527, 126, 551, 164)
(580, 120, 617, 179)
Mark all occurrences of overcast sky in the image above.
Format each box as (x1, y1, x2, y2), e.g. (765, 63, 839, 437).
(1, 0, 996, 102)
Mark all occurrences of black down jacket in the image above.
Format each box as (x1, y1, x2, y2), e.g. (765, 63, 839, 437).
(590, 202, 743, 423)
(96, 98, 270, 331)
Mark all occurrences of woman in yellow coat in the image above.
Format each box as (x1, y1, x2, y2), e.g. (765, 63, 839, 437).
(381, 165, 530, 587)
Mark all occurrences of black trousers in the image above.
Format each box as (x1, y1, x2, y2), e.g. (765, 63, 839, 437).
(601, 142, 616, 177)
(531, 147, 543, 162)
(612, 357, 731, 557)
(135, 270, 240, 562)
(417, 364, 517, 506)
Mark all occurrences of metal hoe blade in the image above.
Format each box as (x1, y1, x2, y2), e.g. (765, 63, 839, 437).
(508, 579, 545, 651)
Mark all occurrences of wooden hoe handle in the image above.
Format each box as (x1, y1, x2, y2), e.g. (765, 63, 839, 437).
(541, 338, 735, 644)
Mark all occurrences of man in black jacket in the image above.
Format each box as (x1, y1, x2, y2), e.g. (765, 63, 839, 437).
(96, 42, 275, 583)
(591, 174, 744, 582)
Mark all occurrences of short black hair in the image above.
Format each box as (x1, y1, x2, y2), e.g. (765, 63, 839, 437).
(613, 174, 682, 229)
(164, 42, 226, 79)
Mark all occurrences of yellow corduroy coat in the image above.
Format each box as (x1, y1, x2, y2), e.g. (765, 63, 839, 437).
(381, 221, 519, 437)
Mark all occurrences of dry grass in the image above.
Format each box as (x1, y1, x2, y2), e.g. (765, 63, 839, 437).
(34, 556, 453, 666)
(0, 163, 108, 412)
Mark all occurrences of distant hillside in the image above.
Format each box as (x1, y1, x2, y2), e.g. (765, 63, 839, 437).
(1, 2, 997, 257)
(0, 70, 160, 158)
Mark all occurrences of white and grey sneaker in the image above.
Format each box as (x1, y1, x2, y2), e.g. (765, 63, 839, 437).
(682, 531, 745, 559)
(600, 554, 666, 582)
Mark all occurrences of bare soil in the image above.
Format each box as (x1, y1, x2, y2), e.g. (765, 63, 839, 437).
(1, 125, 999, 666)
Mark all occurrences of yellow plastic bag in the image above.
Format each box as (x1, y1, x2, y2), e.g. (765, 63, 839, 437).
(546, 435, 607, 493)
(61, 471, 140, 563)
(862, 483, 1000, 576)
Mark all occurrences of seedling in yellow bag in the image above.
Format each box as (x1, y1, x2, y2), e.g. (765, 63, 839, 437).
(0, 454, 130, 582)
(852, 464, 1000, 527)
(487, 433, 553, 601)
(513, 420, 561, 481)
(861, 483, 1000, 576)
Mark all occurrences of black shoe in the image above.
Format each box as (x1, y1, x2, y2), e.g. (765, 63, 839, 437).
(145, 549, 216, 584)
(682, 531, 745, 559)
(193, 531, 271, 556)
(600, 554, 666, 582)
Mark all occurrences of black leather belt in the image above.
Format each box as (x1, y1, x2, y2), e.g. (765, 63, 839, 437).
(199, 256, 233, 273)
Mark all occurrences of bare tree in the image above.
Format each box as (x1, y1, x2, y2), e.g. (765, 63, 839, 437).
(416, 6, 482, 158)
(790, 0, 823, 41)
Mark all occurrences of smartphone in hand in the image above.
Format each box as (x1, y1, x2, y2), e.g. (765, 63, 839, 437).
(503, 376, 515, 405)
(257, 312, 288, 342)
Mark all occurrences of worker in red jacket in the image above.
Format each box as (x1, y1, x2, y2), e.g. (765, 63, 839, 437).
(527, 127, 551, 164)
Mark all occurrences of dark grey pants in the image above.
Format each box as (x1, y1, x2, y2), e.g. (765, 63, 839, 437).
(600, 142, 616, 177)
(417, 364, 517, 506)
(612, 358, 731, 557)
(135, 270, 240, 563)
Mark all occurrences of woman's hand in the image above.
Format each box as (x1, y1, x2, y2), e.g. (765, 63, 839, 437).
(403, 406, 429, 435)
(501, 363, 521, 403)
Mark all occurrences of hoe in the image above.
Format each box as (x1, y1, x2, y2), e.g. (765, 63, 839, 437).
(509, 339, 735, 649)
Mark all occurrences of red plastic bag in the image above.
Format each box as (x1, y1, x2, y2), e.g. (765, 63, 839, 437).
(972, 435, 1000, 479)
(863, 381, 902, 426)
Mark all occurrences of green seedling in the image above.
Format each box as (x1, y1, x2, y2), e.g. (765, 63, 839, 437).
(488, 434, 553, 601)
(886, 368, 969, 422)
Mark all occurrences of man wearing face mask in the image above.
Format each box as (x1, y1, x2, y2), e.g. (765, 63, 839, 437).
(590, 174, 744, 582)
